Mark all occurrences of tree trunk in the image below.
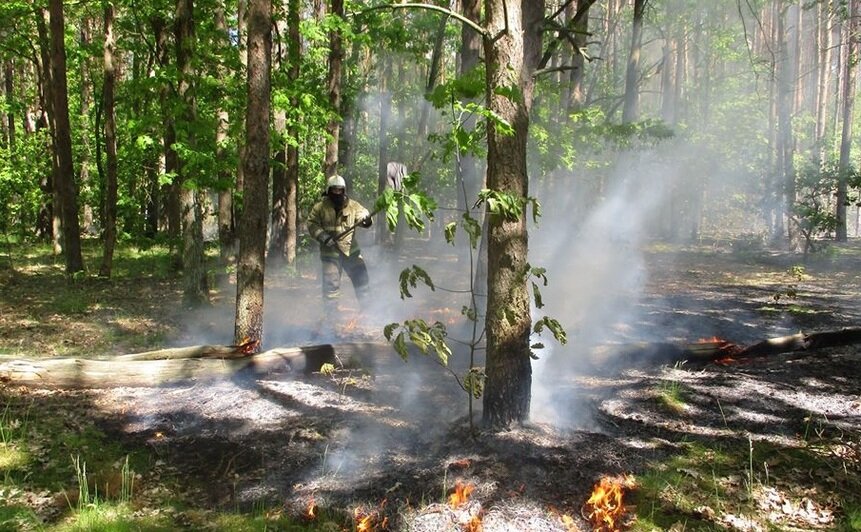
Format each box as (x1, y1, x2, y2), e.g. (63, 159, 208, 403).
(566, 0, 590, 115)
(215, 4, 235, 261)
(35, 8, 61, 251)
(322, 0, 343, 178)
(4, 61, 15, 154)
(175, 0, 209, 305)
(375, 62, 391, 247)
(836, 0, 855, 242)
(284, 0, 301, 266)
(99, 3, 118, 278)
(621, 0, 647, 123)
(482, 0, 544, 429)
(48, 0, 84, 274)
(234, 0, 271, 348)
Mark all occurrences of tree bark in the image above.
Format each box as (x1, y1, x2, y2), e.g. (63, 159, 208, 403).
(35, 7, 61, 251)
(482, 0, 544, 429)
(836, 0, 855, 242)
(621, 0, 647, 123)
(234, 0, 271, 348)
(99, 3, 118, 278)
(175, 0, 209, 304)
(284, 0, 301, 266)
(215, 4, 235, 261)
(48, 0, 84, 274)
(3, 61, 13, 152)
(322, 0, 344, 178)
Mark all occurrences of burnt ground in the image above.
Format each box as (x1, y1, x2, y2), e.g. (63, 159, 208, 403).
(5, 240, 861, 530)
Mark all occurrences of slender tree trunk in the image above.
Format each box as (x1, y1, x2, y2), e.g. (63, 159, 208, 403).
(99, 3, 118, 277)
(482, 0, 544, 430)
(566, 0, 589, 114)
(176, 0, 208, 304)
(814, 0, 832, 156)
(215, 4, 235, 260)
(836, 0, 855, 241)
(776, 2, 797, 248)
(322, 0, 343, 177)
(284, 0, 301, 266)
(4, 61, 15, 154)
(234, 0, 271, 347)
(35, 8, 61, 252)
(48, 0, 84, 274)
(621, 0, 647, 123)
(78, 20, 96, 236)
(376, 62, 391, 247)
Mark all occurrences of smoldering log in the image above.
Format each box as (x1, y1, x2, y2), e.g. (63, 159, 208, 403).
(577, 328, 861, 369)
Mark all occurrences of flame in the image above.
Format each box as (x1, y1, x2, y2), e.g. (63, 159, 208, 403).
(584, 474, 636, 531)
(466, 514, 483, 531)
(237, 336, 260, 355)
(449, 480, 475, 509)
(306, 498, 316, 519)
(354, 507, 373, 531)
(562, 513, 577, 531)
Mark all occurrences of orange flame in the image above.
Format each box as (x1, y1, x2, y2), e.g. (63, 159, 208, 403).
(354, 507, 373, 531)
(237, 336, 261, 355)
(306, 498, 316, 519)
(449, 480, 475, 509)
(561, 514, 577, 531)
(584, 474, 636, 531)
(466, 514, 483, 532)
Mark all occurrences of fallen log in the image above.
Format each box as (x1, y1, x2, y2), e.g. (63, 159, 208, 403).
(733, 328, 861, 359)
(578, 328, 861, 370)
(0, 343, 390, 389)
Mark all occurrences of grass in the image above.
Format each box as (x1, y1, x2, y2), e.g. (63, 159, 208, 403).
(630, 428, 861, 531)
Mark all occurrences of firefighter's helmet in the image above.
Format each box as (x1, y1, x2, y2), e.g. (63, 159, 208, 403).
(326, 175, 346, 192)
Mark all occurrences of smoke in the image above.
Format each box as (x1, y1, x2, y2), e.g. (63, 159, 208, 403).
(529, 143, 691, 428)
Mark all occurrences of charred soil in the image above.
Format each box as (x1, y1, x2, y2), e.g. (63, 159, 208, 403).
(1, 240, 860, 530)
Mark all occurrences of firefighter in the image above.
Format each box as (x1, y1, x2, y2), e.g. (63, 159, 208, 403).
(307, 175, 373, 316)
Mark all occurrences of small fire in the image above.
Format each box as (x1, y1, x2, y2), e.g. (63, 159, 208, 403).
(237, 336, 261, 355)
(354, 507, 373, 531)
(449, 480, 475, 509)
(695, 335, 743, 363)
(466, 514, 483, 531)
(561, 514, 576, 530)
(583, 474, 636, 531)
(306, 498, 316, 519)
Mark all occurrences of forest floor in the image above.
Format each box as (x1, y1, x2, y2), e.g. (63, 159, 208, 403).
(0, 238, 860, 531)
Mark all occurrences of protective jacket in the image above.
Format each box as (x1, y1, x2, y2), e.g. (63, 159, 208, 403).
(307, 197, 371, 258)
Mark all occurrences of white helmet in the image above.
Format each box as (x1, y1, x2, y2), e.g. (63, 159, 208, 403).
(326, 175, 346, 190)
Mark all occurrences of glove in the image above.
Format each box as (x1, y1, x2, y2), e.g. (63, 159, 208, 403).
(360, 215, 373, 228)
(322, 235, 338, 248)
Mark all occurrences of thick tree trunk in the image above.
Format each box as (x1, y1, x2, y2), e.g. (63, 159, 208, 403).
(234, 0, 271, 348)
(99, 3, 118, 278)
(566, 0, 590, 115)
(48, 0, 84, 274)
(322, 0, 343, 178)
(482, 0, 544, 429)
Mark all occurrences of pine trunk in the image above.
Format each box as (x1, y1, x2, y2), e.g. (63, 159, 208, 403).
(99, 3, 118, 278)
(234, 0, 271, 348)
(482, 0, 543, 429)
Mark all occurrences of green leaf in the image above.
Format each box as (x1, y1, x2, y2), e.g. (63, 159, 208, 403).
(444, 222, 457, 244)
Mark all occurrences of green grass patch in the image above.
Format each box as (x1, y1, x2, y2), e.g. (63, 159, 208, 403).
(631, 433, 861, 531)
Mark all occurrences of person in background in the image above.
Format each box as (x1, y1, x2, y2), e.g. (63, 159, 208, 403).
(306, 175, 373, 317)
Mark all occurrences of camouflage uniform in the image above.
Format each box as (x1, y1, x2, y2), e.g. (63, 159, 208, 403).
(307, 195, 372, 313)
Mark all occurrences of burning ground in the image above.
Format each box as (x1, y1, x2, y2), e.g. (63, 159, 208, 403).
(1, 242, 861, 530)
